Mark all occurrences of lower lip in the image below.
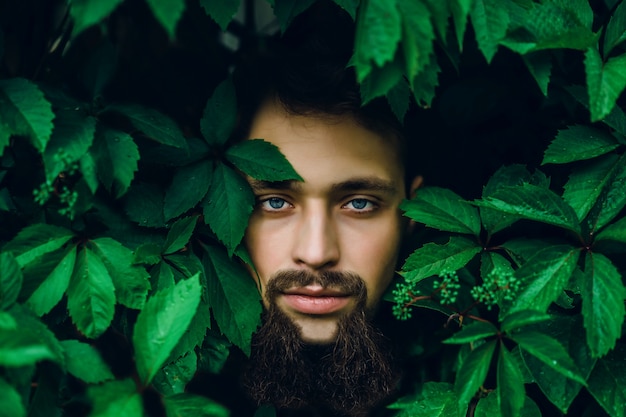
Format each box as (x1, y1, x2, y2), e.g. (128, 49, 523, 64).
(281, 294, 351, 315)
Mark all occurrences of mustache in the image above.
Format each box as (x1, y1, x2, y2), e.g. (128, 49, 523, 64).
(265, 270, 367, 303)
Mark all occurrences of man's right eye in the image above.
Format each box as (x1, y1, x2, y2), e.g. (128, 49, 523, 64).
(259, 197, 291, 211)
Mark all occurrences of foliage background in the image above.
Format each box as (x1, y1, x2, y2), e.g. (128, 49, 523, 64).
(1, 0, 626, 416)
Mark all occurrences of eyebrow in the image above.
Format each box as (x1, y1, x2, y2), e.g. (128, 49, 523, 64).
(248, 177, 398, 196)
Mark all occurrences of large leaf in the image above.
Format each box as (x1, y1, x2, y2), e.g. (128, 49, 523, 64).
(66, 247, 116, 339)
(506, 245, 579, 315)
(91, 126, 139, 198)
(3, 224, 73, 267)
(497, 344, 525, 417)
(133, 274, 201, 386)
(164, 161, 213, 221)
(272, 0, 317, 33)
(0, 376, 25, 417)
(60, 339, 114, 383)
(0, 78, 54, 153)
(200, 77, 237, 145)
(199, 0, 240, 31)
(145, 0, 186, 39)
(226, 139, 302, 182)
(69, 0, 125, 37)
(401, 236, 481, 283)
(87, 378, 143, 417)
(202, 244, 261, 356)
(587, 343, 626, 417)
(398, 0, 434, 81)
(25, 246, 76, 316)
(542, 125, 619, 165)
(500, 310, 550, 333)
(582, 252, 626, 358)
(604, 0, 626, 56)
(585, 48, 626, 122)
(587, 154, 626, 231)
(360, 58, 404, 104)
(522, 51, 552, 96)
(475, 391, 542, 417)
(0, 328, 56, 367)
(443, 321, 498, 345)
(470, 0, 509, 63)
(163, 393, 229, 417)
(387, 382, 457, 416)
(203, 163, 254, 255)
(401, 187, 481, 236)
(0, 252, 21, 310)
(455, 340, 497, 417)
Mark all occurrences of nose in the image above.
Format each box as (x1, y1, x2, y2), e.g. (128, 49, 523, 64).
(292, 203, 339, 270)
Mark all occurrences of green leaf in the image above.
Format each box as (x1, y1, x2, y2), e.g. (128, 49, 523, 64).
(401, 187, 481, 236)
(133, 243, 163, 265)
(60, 339, 114, 383)
(474, 183, 581, 235)
(92, 126, 139, 198)
(397, 0, 434, 81)
(133, 274, 201, 386)
(226, 139, 302, 182)
(596, 215, 626, 243)
(582, 252, 626, 358)
(0, 328, 55, 367)
(9, 305, 65, 366)
(585, 48, 626, 122)
(542, 125, 619, 165)
(43, 107, 96, 182)
(510, 331, 586, 385)
(107, 104, 188, 149)
(587, 343, 626, 417)
(422, 0, 450, 42)
(164, 161, 213, 221)
(470, 0, 509, 63)
(203, 163, 254, 255)
(587, 154, 626, 231)
(354, 0, 401, 82)
(272, 0, 317, 33)
(449, 0, 473, 50)
(0, 78, 54, 153)
(0, 376, 25, 417)
(145, 0, 186, 39)
(332, 0, 360, 20)
(153, 351, 197, 396)
(168, 296, 212, 362)
(0, 252, 22, 310)
(80, 151, 99, 193)
(124, 182, 166, 228)
(69, 0, 125, 37)
(497, 344, 525, 417)
(507, 245, 579, 315)
(386, 77, 410, 121)
(201, 77, 237, 145)
(196, 330, 231, 374)
(202, 244, 261, 356)
(89, 238, 151, 310)
(162, 218, 197, 256)
(401, 236, 481, 283)
(163, 393, 229, 417)
(387, 382, 457, 416)
(475, 391, 542, 417)
(4, 224, 73, 267)
(443, 321, 498, 344)
(67, 247, 116, 339)
(199, 0, 240, 31)
(455, 340, 497, 417)
(501, 310, 551, 333)
(360, 59, 404, 104)
(603, 0, 626, 56)
(87, 378, 143, 417)
(25, 246, 76, 316)
(522, 51, 552, 96)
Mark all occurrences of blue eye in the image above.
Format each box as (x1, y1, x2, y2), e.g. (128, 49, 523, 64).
(268, 198, 286, 209)
(344, 198, 376, 212)
(351, 199, 369, 210)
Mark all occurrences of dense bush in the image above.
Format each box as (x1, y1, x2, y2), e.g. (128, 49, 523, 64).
(1, 1, 625, 416)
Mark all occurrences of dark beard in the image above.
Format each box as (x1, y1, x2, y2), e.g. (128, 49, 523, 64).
(242, 271, 399, 417)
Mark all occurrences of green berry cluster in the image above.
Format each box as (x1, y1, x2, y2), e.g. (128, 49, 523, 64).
(33, 181, 55, 205)
(57, 186, 78, 219)
(53, 147, 79, 176)
(392, 281, 420, 321)
(471, 268, 521, 310)
(432, 270, 460, 305)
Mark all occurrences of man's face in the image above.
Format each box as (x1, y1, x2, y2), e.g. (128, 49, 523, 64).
(244, 100, 406, 344)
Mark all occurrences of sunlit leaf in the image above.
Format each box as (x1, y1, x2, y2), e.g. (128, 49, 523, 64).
(226, 139, 302, 182)
(25, 246, 76, 316)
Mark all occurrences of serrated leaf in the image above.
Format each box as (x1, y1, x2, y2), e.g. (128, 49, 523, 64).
(510, 331, 586, 385)
(163, 216, 198, 254)
(474, 183, 581, 234)
(226, 139, 301, 182)
(199, 0, 240, 31)
(203, 163, 254, 255)
(401, 187, 481, 235)
(587, 343, 626, 417)
(124, 182, 166, 228)
(387, 381, 457, 416)
(107, 104, 187, 149)
(25, 246, 76, 316)
(455, 340, 497, 417)
(354, 0, 401, 82)
(522, 51, 552, 96)
(145, 0, 185, 39)
(401, 236, 481, 283)
(582, 252, 626, 358)
(153, 351, 197, 396)
(69, 0, 125, 37)
(4, 224, 73, 267)
(60, 339, 114, 383)
(201, 78, 237, 145)
(450, 0, 472, 50)
(586, 48, 626, 122)
(497, 344, 525, 417)
(87, 378, 143, 417)
(163, 393, 229, 417)
(360, 59, 404, 104)
(412, 53, 442, 107)
(501, 310, 550, 333)
(89, 238, 151, 310)
(475, 391, 542, 417)
(67, 247, 116, 339)
(0, 376, 25, 417)
(398, 0, 434, 81)
(587, 154, 626, 231)
(542, 125, 619, 165)
(133, 274, 201, 385)
(604, 0, 626, 56)
(0, 78, 54, 153)
(0, 252, 22, 310)
(422, 0, 450, 42)
(92, 126, 139, 198)
(470, 0, 509, 63)
(596, 215, 626, 243)
(507, 245, 579, 315)
(164, 161, 213, 221)
(443, 321, 498, 344)
(202, 244, 261, 356)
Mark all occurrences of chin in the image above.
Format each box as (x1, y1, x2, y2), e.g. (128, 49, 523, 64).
(291, 314, 342, 344)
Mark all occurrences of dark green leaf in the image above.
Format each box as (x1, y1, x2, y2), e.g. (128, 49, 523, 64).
(168, 296, 212, 362)
(0, 252, 22, 310)
(585, 48, 626, 122)
(153, 351, 197, 396)
(133, 274, 201, 385)
(443, 321, 498, 344)
(449, 0, 473, 50)
(60, 340, 114, 383)
(87, 378, 143, 417)
(0, 78, 54, 153)
(124, 182, 166, 228)
(163, 216, 198, 255)
(0, 328, 55, 367)
(603, 0, 626, 56)
(226, 139, 302, 182)
(397, 0, 434, 81)
(4, 224, 74, 268)
(387, 381, 457, 416)
(497, 344, 525, 417)
(199, 0, 240, 31)
(9, 305, 65, 365)
(455, 340, 497, 417)
(475, 391, 542, 417)
(80, 152, 99, 193)
(25, 246, 76, 316)
(133, 243, 163, 265)
(67, 247, 116, 339)
(501, 238, 555, 266)
(0, 376, 25, 417)
(203, 163, 254, 255)
(163, 393, 229, 417)
(253, 405, 278, 417)
(332, 0, 360, 19)
(272, 0, 317, 33)
(582, 252, 626, 358)
(196, 330, 231, 374)
(522, 51, 552, 96)
(202, 244, 261, 356)
(200, 78, 237, 145)
(360, 59, 404, 104)
(501, 310, 551, 333)
(411, 48, 442, 107)
(92, 126, 139, 198)
(596, 215, 626, 243)
(470, 0, 509, 63)
(542, 125, 619, 165)
(401, 236, 481, 283)
(586, 343, 626, 417)
(145, 0, 186, 39)
(422, 0, 450, 41)
(587, 153, 626, 231)
(386, 77, 410, 122)
(401, 186, 481, 235)
(69, 0, 125, 37)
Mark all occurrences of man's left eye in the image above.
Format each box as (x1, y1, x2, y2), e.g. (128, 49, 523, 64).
(344, 198, 376, 211)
